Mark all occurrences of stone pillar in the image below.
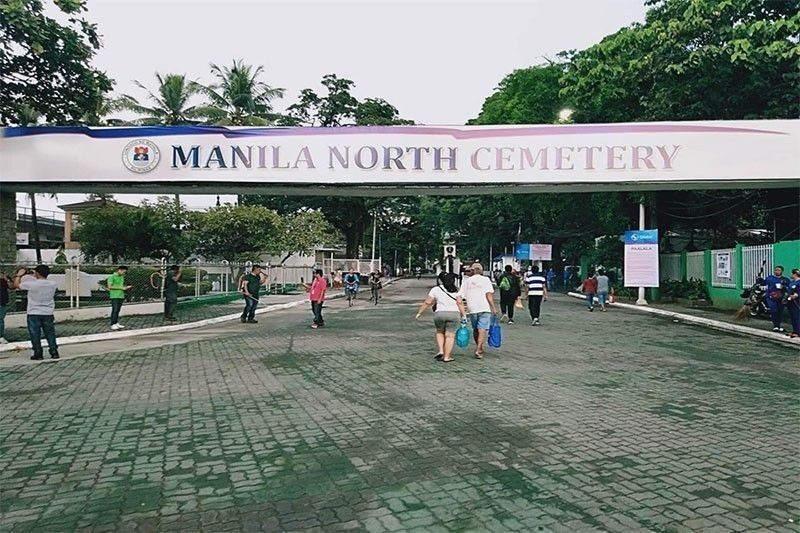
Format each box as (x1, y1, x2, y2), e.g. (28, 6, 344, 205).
(0, 190, 16, 263)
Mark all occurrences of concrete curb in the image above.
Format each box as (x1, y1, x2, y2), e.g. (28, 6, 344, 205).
(566, 292, 800, 347)
(0, 278, 397, 354)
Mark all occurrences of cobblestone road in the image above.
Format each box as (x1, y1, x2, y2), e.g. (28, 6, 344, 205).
(1, 294, 301, 343)
(0, 279, 797, 532)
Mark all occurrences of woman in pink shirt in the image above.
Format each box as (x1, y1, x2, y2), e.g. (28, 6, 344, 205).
(309, 269, 327, 329)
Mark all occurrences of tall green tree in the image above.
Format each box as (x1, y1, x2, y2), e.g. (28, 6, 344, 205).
(284, 73, 357, 126)
(186, 205, 283, 261)
(559, 0, 800, 245)
(203, 60, 284, 126)
(118, 73, 211, 125)
(0, 0, 113, 125)
(73, 204, 182, 262)
(355, 98, 414, 126)
(254, 75, 412, 257)
(560, 0, 800, 122)
(469, 64, 566, 125)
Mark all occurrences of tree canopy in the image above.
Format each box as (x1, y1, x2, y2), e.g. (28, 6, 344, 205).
(0, 0, 113, 125)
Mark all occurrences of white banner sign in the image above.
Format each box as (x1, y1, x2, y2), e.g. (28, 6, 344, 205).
(530, 244, 553, 261)
(16, 232, 29, 245)
(715, 251, 732, 279)
(624, 230, 660, 288)
(1, 120, 798, 189)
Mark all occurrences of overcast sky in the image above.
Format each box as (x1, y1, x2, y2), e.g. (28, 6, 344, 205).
(28, 0, 648, 214)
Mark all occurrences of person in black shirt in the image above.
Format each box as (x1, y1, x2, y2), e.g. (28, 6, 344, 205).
(497, 265, 521, 324)
(241, 265, 264, 323)
(163, 265, 181, 321)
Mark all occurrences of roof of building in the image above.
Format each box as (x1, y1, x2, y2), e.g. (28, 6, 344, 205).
(57, 199, 132, 211)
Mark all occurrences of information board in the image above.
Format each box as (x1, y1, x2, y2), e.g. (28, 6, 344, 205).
(624, 230, 660, 287)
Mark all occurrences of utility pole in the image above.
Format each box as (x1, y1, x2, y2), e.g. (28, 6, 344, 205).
(407, 243, 411, 273)
(637, 200, 648, 305)
(370, 211, 377, 270)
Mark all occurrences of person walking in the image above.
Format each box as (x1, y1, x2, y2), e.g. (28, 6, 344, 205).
(764, 265, 790, 332)
(786, 268, 800, 338)
(580, 271, 598, 311)
(457, 263, 497, 359)
(596, 269, 610, 311)
(107, 266, 131, 330)
(309, 269, 327, 328)
(523, 266, 548, 325)
(416, 272, 467, 362)
(497, 265, 521, 324)
(13, 265, 59, 360)
(546, 267, 556, 291)
(241, 264, 264, 324)
(163, 265, 181, 321)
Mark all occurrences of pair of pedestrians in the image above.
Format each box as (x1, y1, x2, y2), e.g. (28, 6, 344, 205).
(579, 270, 611, 311)
(765, 265, 800, 335)
(417, 263, 497, 360)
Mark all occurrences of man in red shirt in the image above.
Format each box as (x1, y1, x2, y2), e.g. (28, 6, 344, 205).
(580, 272, 598, 312)
(309, 269, 327, 329)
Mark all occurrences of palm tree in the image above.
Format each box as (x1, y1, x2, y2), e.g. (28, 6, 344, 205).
(15, 105, 50, 262)
(80, 96, 129, 126)
(118, 73, 212, 125)
(203, 60, 285, 126)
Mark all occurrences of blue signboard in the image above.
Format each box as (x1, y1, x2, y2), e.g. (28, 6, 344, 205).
(514, 243, 530, 260)
(624, 230, 659, 245)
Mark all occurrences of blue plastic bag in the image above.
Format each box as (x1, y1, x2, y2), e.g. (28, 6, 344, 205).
(488, 315, 502, 348)
(456, 320, 471, 348)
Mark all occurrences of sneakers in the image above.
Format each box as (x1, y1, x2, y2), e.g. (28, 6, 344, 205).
(773, 327, 786, 333)
(508, 320, 515, 325)
(30, 354, 43, 360)
(531, 318, 540, 326)
(51, 353, 60, 360)
(246, 319, 258, 324)
(110, 324, 121, 331)
(500, 314, 508, 323)
(311, 323, 319, 329)
(588, 307, 594, 312)
(240, 317, 247, 323)
(0, 337, 8, 344)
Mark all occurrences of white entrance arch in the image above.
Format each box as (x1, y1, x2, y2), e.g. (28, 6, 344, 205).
(2, 120, 798, 195)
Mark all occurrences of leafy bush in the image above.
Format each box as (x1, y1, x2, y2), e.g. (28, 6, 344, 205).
(660, 278, 709, 300)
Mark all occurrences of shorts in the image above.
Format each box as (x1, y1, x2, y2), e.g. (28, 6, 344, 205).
(598, 292, 609, 305)
(433, 312, 460, 333)
(469, 311, 492, 330)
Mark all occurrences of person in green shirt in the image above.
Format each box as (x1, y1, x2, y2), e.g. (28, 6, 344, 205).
(240, 265, 264, 323)
(107, 266, 131, 330)
(163, 265, 181, 321)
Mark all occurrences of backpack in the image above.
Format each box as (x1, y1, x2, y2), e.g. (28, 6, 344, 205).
(499, 275, 511, 291)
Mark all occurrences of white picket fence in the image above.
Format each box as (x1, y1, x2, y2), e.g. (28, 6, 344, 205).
(686, 251, 706, 281)
(660, 253, 681, 281)
(742, 244, 773, 286)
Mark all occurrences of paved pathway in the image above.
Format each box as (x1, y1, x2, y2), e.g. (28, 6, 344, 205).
(0, 280, 797, 532)
(1, 294, 301, 344)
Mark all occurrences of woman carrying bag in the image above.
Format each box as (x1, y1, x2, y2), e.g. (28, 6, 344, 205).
(416, 272, 467, 363)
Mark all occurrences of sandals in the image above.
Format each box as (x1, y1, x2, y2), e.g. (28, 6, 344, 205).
(442, 357, 454, 363)
(434, 353, 444, 360)
(474, 352, 484, 359)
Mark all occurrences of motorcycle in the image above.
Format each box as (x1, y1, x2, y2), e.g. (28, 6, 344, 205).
(740, 263, 768, 318)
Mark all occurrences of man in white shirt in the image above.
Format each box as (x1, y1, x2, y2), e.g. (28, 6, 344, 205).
(457, 263, 497, 358)
(13, 265, 59, 361)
